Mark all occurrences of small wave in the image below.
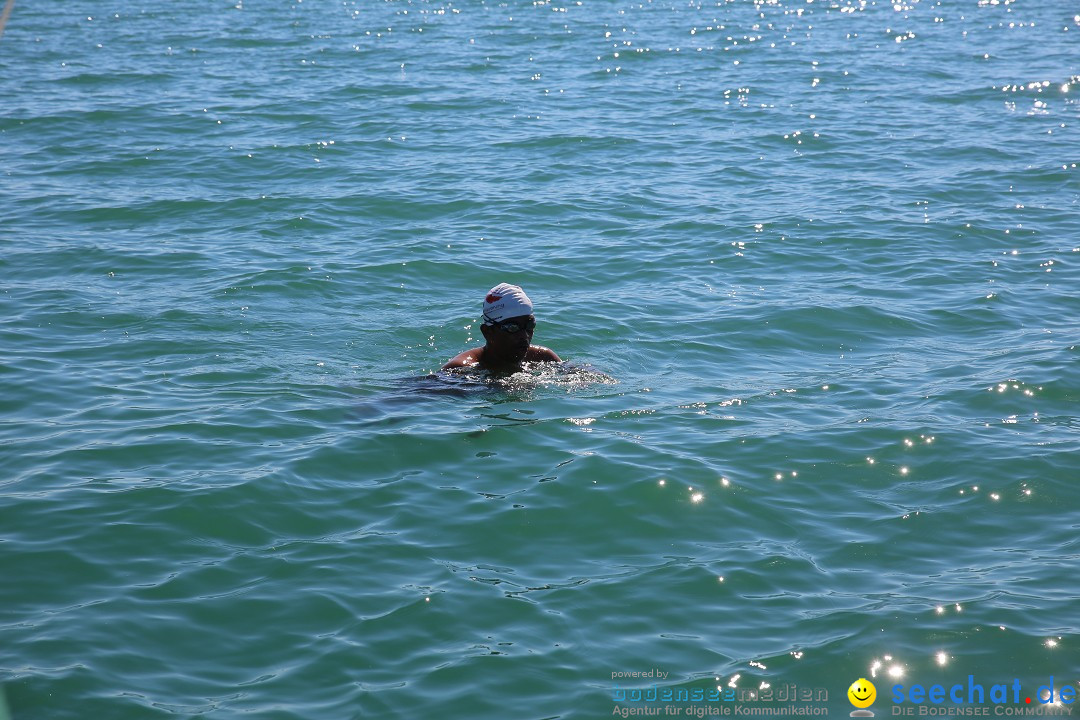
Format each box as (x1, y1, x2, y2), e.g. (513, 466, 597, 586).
(439, 361, 617, 392)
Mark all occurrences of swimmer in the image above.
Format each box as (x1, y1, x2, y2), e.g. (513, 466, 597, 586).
(442, 283, 562, 373)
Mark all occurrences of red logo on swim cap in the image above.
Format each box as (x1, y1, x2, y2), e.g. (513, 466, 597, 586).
(485, 293, 502, 303)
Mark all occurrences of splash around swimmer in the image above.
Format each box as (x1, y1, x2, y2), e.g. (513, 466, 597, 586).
(441, 283, 562, 374)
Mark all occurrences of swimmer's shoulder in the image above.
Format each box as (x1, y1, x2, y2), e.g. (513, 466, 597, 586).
(441, 347, 484, 370)
(526, 345, 562, 363)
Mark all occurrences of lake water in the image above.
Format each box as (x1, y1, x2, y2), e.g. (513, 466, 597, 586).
(1, 0, 1078, 717)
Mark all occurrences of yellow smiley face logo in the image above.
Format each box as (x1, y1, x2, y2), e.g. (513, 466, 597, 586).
(848, 678, 876, 708)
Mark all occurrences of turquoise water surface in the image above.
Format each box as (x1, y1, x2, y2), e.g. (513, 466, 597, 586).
(1, 0, 1078, 717)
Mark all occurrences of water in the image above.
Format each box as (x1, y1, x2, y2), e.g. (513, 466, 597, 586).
(2, 0, 1078, 717)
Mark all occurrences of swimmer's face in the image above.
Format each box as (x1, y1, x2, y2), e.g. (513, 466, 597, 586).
(481, 314, 534, 363)
(848, 679, 876, 708)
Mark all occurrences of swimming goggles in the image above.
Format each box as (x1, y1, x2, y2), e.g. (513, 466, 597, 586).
(486, 317, 536, 334)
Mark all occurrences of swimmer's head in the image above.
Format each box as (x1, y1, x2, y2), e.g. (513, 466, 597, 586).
(482, 283, 533, 325)
(480, 283, 535, 365)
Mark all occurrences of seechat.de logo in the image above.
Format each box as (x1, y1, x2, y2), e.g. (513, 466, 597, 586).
(849, 678, 877, 717)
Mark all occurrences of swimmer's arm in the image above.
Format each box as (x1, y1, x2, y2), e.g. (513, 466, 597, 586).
(526, 345, 562, 363)
(441, 348, 483, 370)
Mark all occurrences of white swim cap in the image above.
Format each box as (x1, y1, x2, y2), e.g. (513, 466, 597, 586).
(482, 283, 533, 324)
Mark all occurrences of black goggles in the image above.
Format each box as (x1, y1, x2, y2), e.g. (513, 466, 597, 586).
(486, 316, 536, 334)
